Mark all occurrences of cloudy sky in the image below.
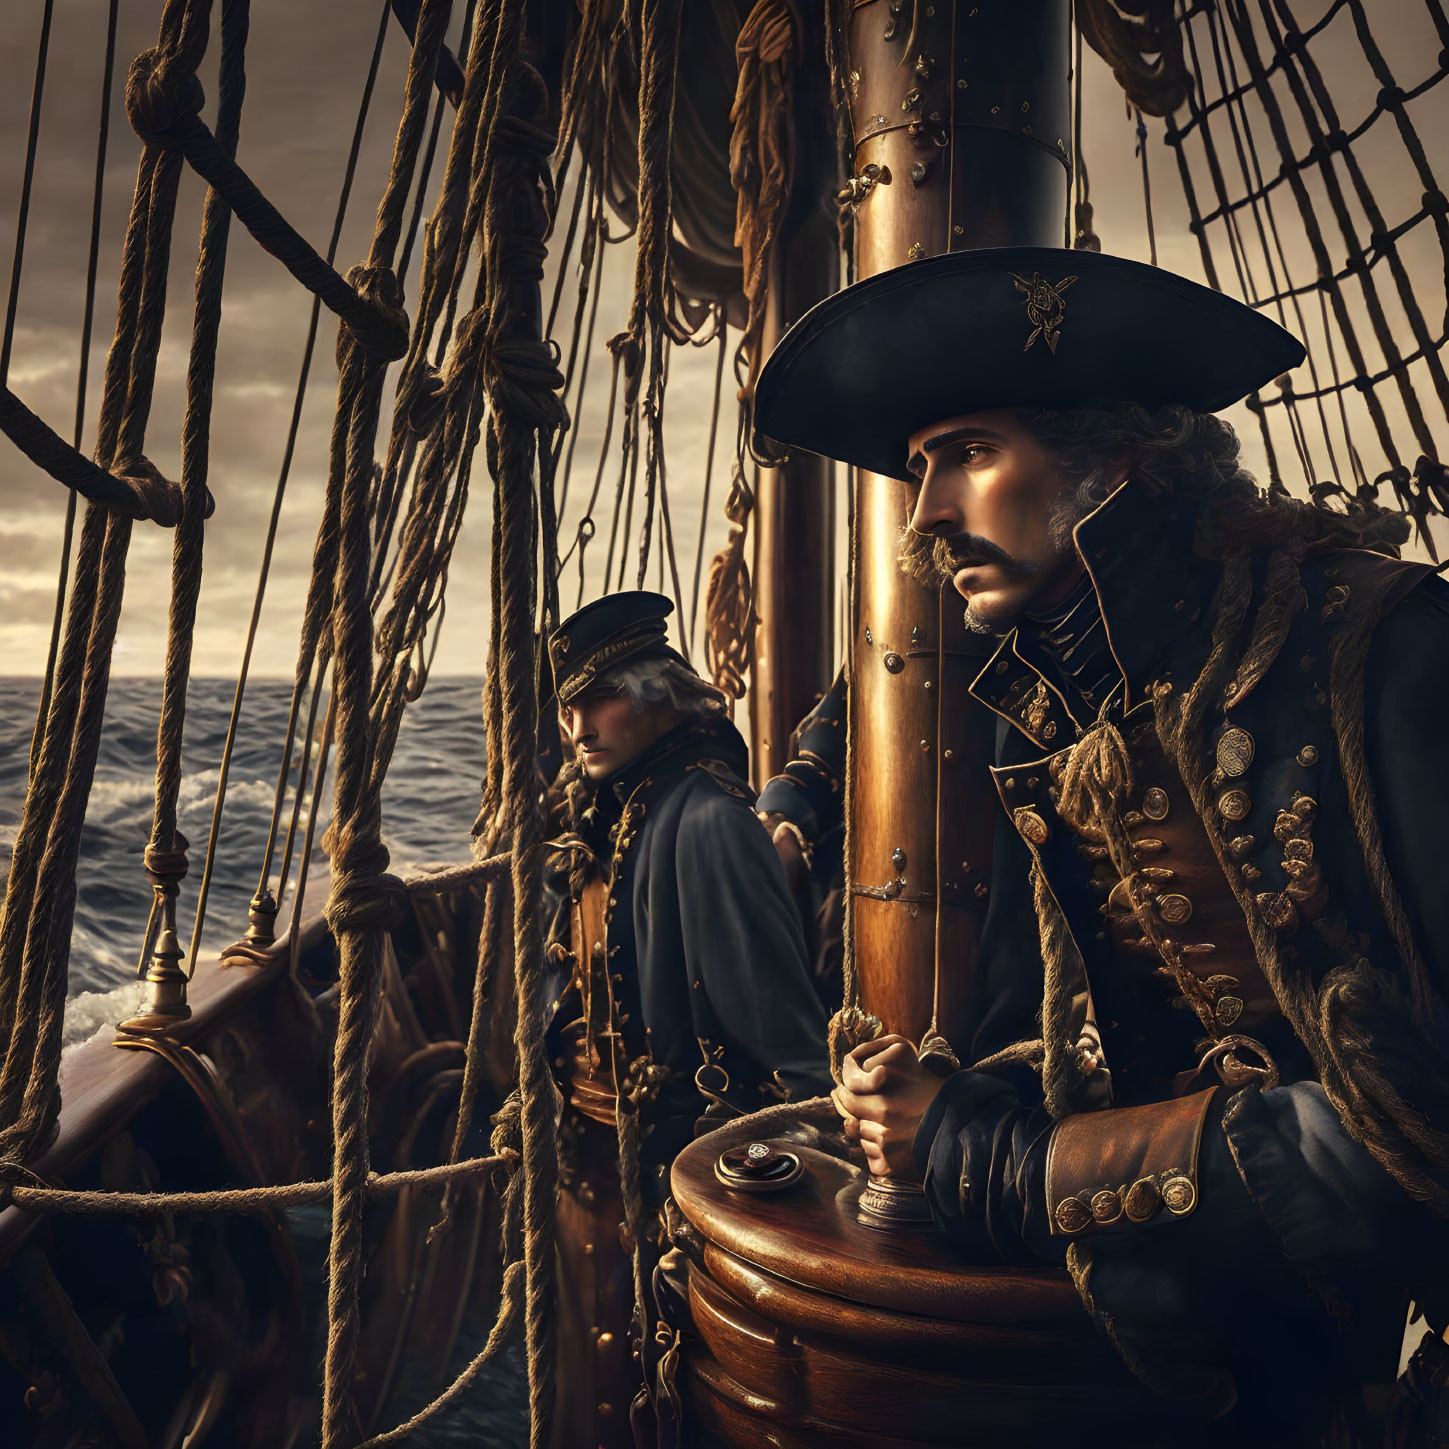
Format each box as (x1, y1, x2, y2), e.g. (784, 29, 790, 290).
(0, 0, 1445, 681)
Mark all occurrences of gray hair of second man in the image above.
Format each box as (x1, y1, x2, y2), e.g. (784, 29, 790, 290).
(602, 654, 728, 719)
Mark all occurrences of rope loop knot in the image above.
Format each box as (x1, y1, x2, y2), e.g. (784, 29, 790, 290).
(111, 454, 211, 526)
(827, 1004, 883, 1085)
(322, 833, 407, 937)
(323, 871, 407, 938)
(125, 46, 205, 148)
(482, 338, 568, 431)
(400, 363, 447, 437)
(143, 830, 191, 884)
(335, 263, 409, 365)
(606, 329, 643, 381)
(0, 1160, 55, 1212)
(490, 1091, 523, 1158)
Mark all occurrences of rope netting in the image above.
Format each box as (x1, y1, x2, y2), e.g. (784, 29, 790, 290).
(1081, 0, 1449, 559)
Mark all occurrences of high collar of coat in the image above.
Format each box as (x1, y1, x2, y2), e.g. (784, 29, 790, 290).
(969, 479, 1223, 749)
(586, 714, 750, 827)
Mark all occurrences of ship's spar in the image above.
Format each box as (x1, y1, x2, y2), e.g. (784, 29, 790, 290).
(1, 1, 1449, 1446)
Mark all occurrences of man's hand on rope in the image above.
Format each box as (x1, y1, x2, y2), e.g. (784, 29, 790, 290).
(831, 1034, 946, 1180)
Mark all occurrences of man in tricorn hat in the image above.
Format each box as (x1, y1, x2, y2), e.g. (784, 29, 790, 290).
(540, 589, 830, 1447)
(754, 247, 1449, 1442)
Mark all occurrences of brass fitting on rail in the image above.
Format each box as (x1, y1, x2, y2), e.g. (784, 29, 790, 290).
(118, 836, 193, 1035)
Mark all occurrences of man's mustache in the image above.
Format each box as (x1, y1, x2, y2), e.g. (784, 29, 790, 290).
(899, 527, 1039, 586)
(935, 531, 1039, 577)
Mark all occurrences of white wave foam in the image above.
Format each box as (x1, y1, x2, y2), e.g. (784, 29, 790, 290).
(82, 771, 307, 827)
(176, 769, 286, 817)
(83, 776, 155, 815)
(62, 981, 143, 1054)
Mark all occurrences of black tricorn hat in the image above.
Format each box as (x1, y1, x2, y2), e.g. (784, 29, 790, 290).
(754, 247, 1306, 482)
(548, 590, 685, 705)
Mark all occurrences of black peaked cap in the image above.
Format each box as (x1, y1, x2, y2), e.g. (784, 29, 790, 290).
(753, 247, 1307, 482)
(549, 590, 680, 704)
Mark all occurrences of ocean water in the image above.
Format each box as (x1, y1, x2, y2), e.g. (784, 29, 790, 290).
(0, 675, 488, 1042)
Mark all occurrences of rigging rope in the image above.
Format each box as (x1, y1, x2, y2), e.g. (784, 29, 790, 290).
(3, 1150, 514, 1218)
(312, 0, 444, 1425)
(0, 0, 210, 1175)
(0, 0, 55, 385)
(143, 0, 250, 1006)
(0, 3, 582, 1444)
(30, 0, 118, 778)
(123, 45, 409, 361)
(688, 318, 728, 653)
(191, 0, 393, 970)
(469, 2, 567, 1437)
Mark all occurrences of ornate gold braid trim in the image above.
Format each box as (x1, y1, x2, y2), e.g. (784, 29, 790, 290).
(556, 625, 667, 703)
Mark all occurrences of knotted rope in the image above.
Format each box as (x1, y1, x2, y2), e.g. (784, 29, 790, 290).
(0, 390, 201, 522)
(730, 0, 800, 374)
(697, 1, 801, 698)
(142, 0, 250, 1011)
(124, 40, 409, 361)
(704, 452, 757, 705)
(472, 8, 568, 1436)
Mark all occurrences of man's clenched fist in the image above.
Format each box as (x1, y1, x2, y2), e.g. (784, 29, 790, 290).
(831, 1034, 947, 1180)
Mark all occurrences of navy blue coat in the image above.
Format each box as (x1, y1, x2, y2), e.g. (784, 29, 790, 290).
(547, 716, 832, 1165)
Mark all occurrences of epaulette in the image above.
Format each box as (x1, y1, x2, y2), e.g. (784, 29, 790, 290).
(690, 757, 755, 803)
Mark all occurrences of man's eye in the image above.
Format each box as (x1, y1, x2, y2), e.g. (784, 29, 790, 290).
(961, 445, 989, 464)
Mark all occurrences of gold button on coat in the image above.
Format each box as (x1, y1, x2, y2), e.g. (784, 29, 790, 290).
(1214, 995, 1244, 1027)
(1124, 1177, 1162, 1222)
(1216, 727, 1255, 776)
(1218, 788, 1251, 821)
(1055, 1197, 1091, 1233)
(1013, 807, 1050, 846)
(1161, 1176, 1197, 1215)
(1141, 786, 1170, 821)
(1157, 893, 1193, 925)
(1257, 891, 1298, 932)
(1091, 1189, 1123, 1224)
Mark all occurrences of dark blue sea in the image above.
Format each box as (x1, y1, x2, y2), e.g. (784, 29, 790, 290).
(0, 675, 488, 1046)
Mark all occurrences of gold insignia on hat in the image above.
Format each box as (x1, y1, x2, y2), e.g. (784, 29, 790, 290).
(1009, 271, 1078, 354)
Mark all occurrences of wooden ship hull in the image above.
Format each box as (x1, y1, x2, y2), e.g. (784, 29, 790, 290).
(0, 885, 514, 1446)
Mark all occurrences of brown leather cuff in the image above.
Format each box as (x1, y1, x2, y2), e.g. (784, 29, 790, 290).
(1046, 1087, 1220, 1237)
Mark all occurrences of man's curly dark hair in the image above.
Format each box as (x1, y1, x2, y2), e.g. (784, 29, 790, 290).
(1020, 403, 1410, 557)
